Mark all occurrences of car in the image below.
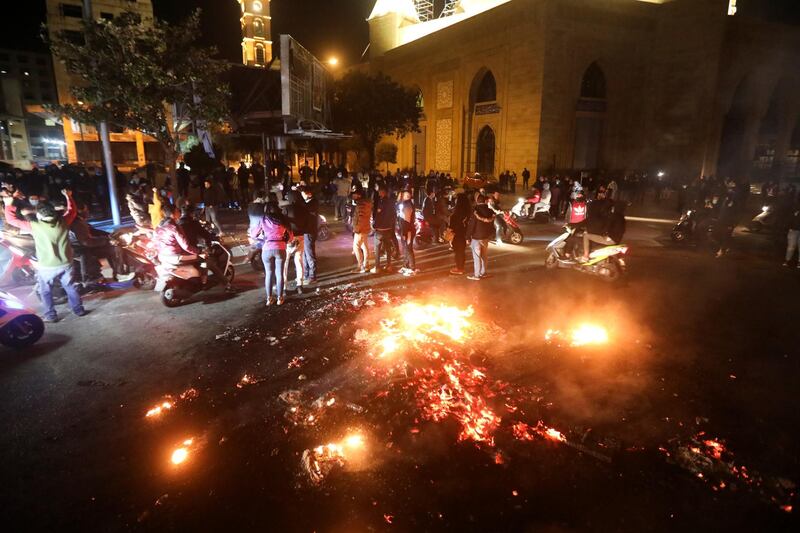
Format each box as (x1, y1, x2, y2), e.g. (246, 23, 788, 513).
(461, 173, 497, 190)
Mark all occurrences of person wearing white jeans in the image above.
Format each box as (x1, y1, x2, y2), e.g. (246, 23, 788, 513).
(470, 238, 488, 278)
(784, 209, 800, 267)
(283, 236, 305, 293)
(353, 232, 371, 272)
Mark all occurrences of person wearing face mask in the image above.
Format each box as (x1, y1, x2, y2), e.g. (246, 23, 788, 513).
(3, 189, 87, 322)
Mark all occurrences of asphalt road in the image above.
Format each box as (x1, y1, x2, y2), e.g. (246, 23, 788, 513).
(1, 205, 798, 532)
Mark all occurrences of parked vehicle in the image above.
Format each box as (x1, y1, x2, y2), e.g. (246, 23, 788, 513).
(499, 212, 525, 244)
(749, 204, 778, 233)
(0, 232, 37, 286)
(0, 290, 44, 348)
(110, 228, 159, 289)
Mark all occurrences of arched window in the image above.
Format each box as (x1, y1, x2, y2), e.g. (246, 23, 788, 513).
(476, 126, 496, 176)
(416, 90, 424, 110)
(580, 62, 606, 99)
(255, 45, 266, 65)
(253, 18, 264, 38)
(476, 71, 497, 103)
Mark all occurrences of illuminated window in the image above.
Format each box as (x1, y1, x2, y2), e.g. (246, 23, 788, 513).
(252, 1, 262, 12)
(253, 18, 264, 38)
(255, 45, 265, 65)
(728, 0, 737, 16)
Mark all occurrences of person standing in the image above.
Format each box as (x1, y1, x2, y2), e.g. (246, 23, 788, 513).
(350, 186, 372, 273)
(371, 183, 396, 273)
(250, 201, 292, 306)
(488, 190, 506, 245)
(237, 162, 251, 206)
(203, 178, 225, 236)
(282, 191, 307, 295)
(422, 189, 444, 244)
(522, 168, 531, 190)
(334, 171, 350, 221)
(300, 187, 319, 283)
(176, 162, 190, 200)
(3, 189, 87, 322)
(783, 203, 800, 268)
(466, 194, 495, 281)
(715, 180, 740, 259)
(398, 192, 418, 276)
(449, 192, 471, 275)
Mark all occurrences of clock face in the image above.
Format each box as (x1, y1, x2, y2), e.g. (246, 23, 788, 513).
(252, 1, 263, 13)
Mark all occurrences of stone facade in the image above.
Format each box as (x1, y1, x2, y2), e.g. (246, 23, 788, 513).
(367, 0, 800, 181)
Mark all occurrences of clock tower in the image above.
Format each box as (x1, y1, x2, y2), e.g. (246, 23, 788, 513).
(239, 0, 272, 67)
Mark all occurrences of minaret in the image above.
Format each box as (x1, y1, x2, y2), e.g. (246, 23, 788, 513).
(239, 0, 272, 67)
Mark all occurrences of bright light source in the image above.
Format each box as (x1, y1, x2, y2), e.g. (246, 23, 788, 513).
(728, 0, 737, 16)
(327, 57, 339, 67)
(657, 171, 665, 177)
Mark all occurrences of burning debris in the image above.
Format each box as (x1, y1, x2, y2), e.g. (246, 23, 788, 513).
(144, 388, 199, 420)
(664, 432, 796, 512)
(512, 421, 567, 443)
(170, 438, 196, 466)
(300, 432, 367, 484)
(545, 324, 609, 347)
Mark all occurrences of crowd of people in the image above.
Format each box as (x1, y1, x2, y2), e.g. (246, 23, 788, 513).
(3, 157, 800, 318)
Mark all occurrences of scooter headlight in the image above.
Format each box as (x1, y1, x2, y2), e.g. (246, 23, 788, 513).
(319, 215, 327, 224)
(761, 206, 769, 212)
(686, 210, 693, 217)
(1, 297, 25, 310)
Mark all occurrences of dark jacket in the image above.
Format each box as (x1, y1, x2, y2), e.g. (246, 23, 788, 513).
(304, 197, 319, 234)
(372, 194, 396, 231)
(466, 205, 495, 241)
(586, 198, 613, 235)
(789, 209, 800, 232)
(422, 195, 439, 223)
(283, 192, 308, 235)
(449, 208, 470, 238)
(178, 216, 213, 247)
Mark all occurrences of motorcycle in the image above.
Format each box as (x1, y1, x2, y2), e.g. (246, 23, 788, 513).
(0, 290, 44, 348)
(155, 241, 235, 308)
(749, 204, 777, 233)
(0, 232, 37, 286)
(499, 212, 525, 245)
(545, 226, 628, 282)
(671, 209, 716, 243)
(110, 228, 159, 290)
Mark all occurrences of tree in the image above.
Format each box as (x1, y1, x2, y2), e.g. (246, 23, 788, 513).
(375, 141, 398, 173)
(47, 9, 230, 170)
(333, 71, 420, 170)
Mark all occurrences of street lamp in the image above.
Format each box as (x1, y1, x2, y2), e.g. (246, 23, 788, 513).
(327, 57, 339, 67)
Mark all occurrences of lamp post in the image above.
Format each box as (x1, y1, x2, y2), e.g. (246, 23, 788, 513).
(83, 0, 121, 226)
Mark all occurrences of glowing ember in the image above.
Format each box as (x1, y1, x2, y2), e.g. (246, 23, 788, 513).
(512, 421, 567, 443)
(301, 432, 367, 484)
(145, 401, 173, 418)
(570, 324, 609, 346)
(545, 324, 609, 347)
(171, 447, 188, 465)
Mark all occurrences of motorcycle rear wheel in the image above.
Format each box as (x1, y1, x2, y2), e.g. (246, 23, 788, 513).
(0, 315, 45, 348)
(160, 285, 184, 308)
(509, 230, 524, 245)
(598, 260, 622, 283)
(318, 226, 331, 241)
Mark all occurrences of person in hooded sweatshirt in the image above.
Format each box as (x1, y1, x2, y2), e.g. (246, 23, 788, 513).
(3, 188, 86, 322)
(250, 201, 292, 306)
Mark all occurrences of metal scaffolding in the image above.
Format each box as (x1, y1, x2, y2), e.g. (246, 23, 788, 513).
(440, 0, 459, 18)
(415, 0, 435, 21)
(415, 0, 459, 21)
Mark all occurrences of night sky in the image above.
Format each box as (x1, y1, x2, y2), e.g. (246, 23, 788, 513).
(1, 0, 798, 65)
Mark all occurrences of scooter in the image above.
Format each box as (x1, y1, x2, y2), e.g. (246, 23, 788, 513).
(512, 192, 541, 220)
(499, 212, 525, 245)
(749, 204, 777, 233)
(545, 226, 628, 282)
(0, 290, 44, 348)
(110, 228, 159, 290)
(671, 209, 716, 243)
(0, 232, 38, 286)
(155, 242, 235, 308)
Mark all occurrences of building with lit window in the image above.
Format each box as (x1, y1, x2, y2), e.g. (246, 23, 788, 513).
(0, 48, 66, 165)
(367, 0, 800, 181)
(45, 0, 160, 169)
(239, 0, 273, 67)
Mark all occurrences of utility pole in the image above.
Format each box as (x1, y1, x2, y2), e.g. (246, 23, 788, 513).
(83, 0, 121, 226)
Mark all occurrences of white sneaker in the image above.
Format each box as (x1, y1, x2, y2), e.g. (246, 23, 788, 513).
(398, 267, 409, 275)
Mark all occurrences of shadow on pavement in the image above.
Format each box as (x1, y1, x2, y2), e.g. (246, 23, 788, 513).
(0, 333, 72, 372)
